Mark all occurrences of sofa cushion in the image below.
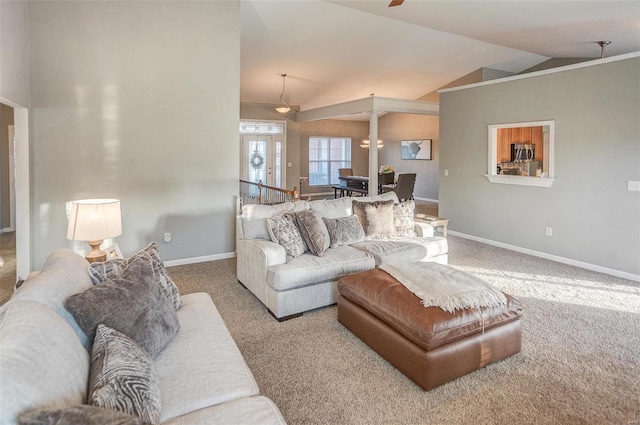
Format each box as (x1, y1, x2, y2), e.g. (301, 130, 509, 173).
(393, 200, 417, 237)
(88, 242, 181, 310)
(241, 201, 309, 240)
(66, 255, 180, 358)
(322, 215, 365, 248)
(9, 249, 93, 349)
(267, 246, 375, 291)
(90, 325, 161, 425)
(295, 210, 330, 256)
(352, 199, 395, 239)
(155, 293, 259, 422)
(395, 236, 449, 259)
(162, 396, 286, 425)
(18, 405, 149, 425)
(0, 301, 90, 425)
(267, 212, 308, 259)
(350, 240, 427, 266)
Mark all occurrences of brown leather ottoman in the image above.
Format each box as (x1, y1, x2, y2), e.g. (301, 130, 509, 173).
(337, 267, 523, 390)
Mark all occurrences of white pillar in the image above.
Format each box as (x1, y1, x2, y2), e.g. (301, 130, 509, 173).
(368, 112, 379, 196)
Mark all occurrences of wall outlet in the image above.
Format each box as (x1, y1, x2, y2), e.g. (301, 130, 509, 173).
(628, 180, 640, 192)
(163, 232, 172, 243)
(444, 169, 449, 177)
(545, 227, 553, 237)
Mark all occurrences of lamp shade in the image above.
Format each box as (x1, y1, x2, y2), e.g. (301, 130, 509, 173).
(67, 199, 122, 241)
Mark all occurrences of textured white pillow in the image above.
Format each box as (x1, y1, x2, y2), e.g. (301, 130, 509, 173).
(393, 200, 417, 237)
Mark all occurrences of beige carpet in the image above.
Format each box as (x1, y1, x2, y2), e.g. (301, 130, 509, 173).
(167, 235, 640, 425)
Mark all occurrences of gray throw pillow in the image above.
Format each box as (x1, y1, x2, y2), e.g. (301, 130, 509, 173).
(393, 200, 417, 237)
(322, 215, 366, 248)
(66, 254, 180, 358)
(89, 325, 160, 425)
(267, 212, 308, 259)
(295, 210, 330, 256)
(19, 404, 150, 425)
(88, 242, 181, 310)
(352, 199, 395, 239)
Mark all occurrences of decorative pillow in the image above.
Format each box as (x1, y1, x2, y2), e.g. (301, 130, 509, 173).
(240, 201, 309, 240)
(295, 210, 330, 256)
(267, 212, 308, 259)
(352, 199, 395, 239)
(19, 404, 150, 425)
(88, 242, 181, 310)
(66, 255, 180, 358)
(322, 215, 366, 248)
(89, 325, 161, 425)
(393, 200, 417, 237)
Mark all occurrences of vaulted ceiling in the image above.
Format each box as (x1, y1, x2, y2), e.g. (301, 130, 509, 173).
(240, 1, 640, 112)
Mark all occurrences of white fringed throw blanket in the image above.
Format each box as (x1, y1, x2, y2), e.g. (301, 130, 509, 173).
(379, 262, 507, 313)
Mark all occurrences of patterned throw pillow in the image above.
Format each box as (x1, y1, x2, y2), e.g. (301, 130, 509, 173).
(89, 242, 181, 310)
(267, 212, 308, 259)
(322, 215, 366, 248)
(89, 325, 161, 425)
(19, 404, 150, 425)
(393, 200, 417, 237)
(352, 199, 395, 239)
(295, 210, 330, 256)
(66, 254, 180, 358)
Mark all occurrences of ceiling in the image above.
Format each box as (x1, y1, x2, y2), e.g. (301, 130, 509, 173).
(240, 1, 640, 114)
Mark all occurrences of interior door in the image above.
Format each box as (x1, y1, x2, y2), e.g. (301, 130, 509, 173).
(241, 135, 282, 187)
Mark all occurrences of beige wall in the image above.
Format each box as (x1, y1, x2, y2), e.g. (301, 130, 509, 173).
(439, 57, 640, 277)
(28, 1, 240, 268)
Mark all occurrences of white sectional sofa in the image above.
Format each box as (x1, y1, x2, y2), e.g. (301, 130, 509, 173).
(0, 249, 286, 425)
(236, 192, 448, 321)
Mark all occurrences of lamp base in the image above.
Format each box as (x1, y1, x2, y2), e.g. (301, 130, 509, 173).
(86, 240, 107, 263)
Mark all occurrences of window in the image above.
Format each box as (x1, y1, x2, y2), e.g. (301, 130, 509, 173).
(487, 120, 555, 187)
(309, 137, 351, 186)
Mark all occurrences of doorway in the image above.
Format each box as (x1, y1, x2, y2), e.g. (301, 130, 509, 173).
(239, 120, 285, 188)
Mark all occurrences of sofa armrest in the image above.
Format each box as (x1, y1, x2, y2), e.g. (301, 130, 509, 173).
(414, 222, 435, 238)
(236, 238, 286, 306)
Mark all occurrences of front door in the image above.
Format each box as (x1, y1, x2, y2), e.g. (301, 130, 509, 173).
(241, 135, 282, 187)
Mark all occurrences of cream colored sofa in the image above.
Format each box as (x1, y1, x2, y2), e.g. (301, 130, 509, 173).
(236, 192, 448, 320)
(0, 249, 286, 425)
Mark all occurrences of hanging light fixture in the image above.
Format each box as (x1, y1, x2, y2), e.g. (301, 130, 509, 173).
(360, 137, 383, 149)
(597, 41, 611, 59)
(276, 74, 291, 114)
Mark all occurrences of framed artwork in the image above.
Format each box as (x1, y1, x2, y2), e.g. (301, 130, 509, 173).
(103, 243, 123, 260)
(401, 139, 432, 160)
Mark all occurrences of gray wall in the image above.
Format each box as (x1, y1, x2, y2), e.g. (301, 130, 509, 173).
(28, 1, 240, 268)
(0, 104, 13, 229)
(439, 57, 640, 276)
(0, 0, 30, 107)
(378, 113, 440, 201)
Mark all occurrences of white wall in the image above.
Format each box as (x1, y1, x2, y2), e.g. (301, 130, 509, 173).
(439, 56, 640, 278)
(28, 1, 240, 268)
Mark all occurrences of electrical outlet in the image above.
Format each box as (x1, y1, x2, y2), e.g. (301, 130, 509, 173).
(545, 227, 553, 237)
(164, 232, 172, 243)
(628, 180, 640, 192)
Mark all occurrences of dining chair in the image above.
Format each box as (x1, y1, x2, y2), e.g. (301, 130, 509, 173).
(382, 173, 416, 201)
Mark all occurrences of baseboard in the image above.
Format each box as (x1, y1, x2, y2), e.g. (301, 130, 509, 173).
(413, 197, 439, 203)
(164, 251, 236, 267)
(449, 230, 640, 283)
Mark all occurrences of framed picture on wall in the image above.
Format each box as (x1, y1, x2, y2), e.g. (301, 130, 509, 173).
(103, 243, 123, 260)
(401, 139, 432, 160)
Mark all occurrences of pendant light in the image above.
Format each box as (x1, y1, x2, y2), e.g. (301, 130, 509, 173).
(276, 74, 291, 114)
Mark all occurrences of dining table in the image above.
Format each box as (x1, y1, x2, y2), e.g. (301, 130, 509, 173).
(334, 174, 392, 198)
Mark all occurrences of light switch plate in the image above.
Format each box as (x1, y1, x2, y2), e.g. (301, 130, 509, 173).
(628, 181, 640, 192)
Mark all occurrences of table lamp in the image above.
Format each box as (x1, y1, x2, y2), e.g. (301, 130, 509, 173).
(67, 199, 122, 263)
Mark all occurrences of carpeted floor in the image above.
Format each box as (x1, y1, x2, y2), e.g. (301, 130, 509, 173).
(167, 235, 640, 425)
